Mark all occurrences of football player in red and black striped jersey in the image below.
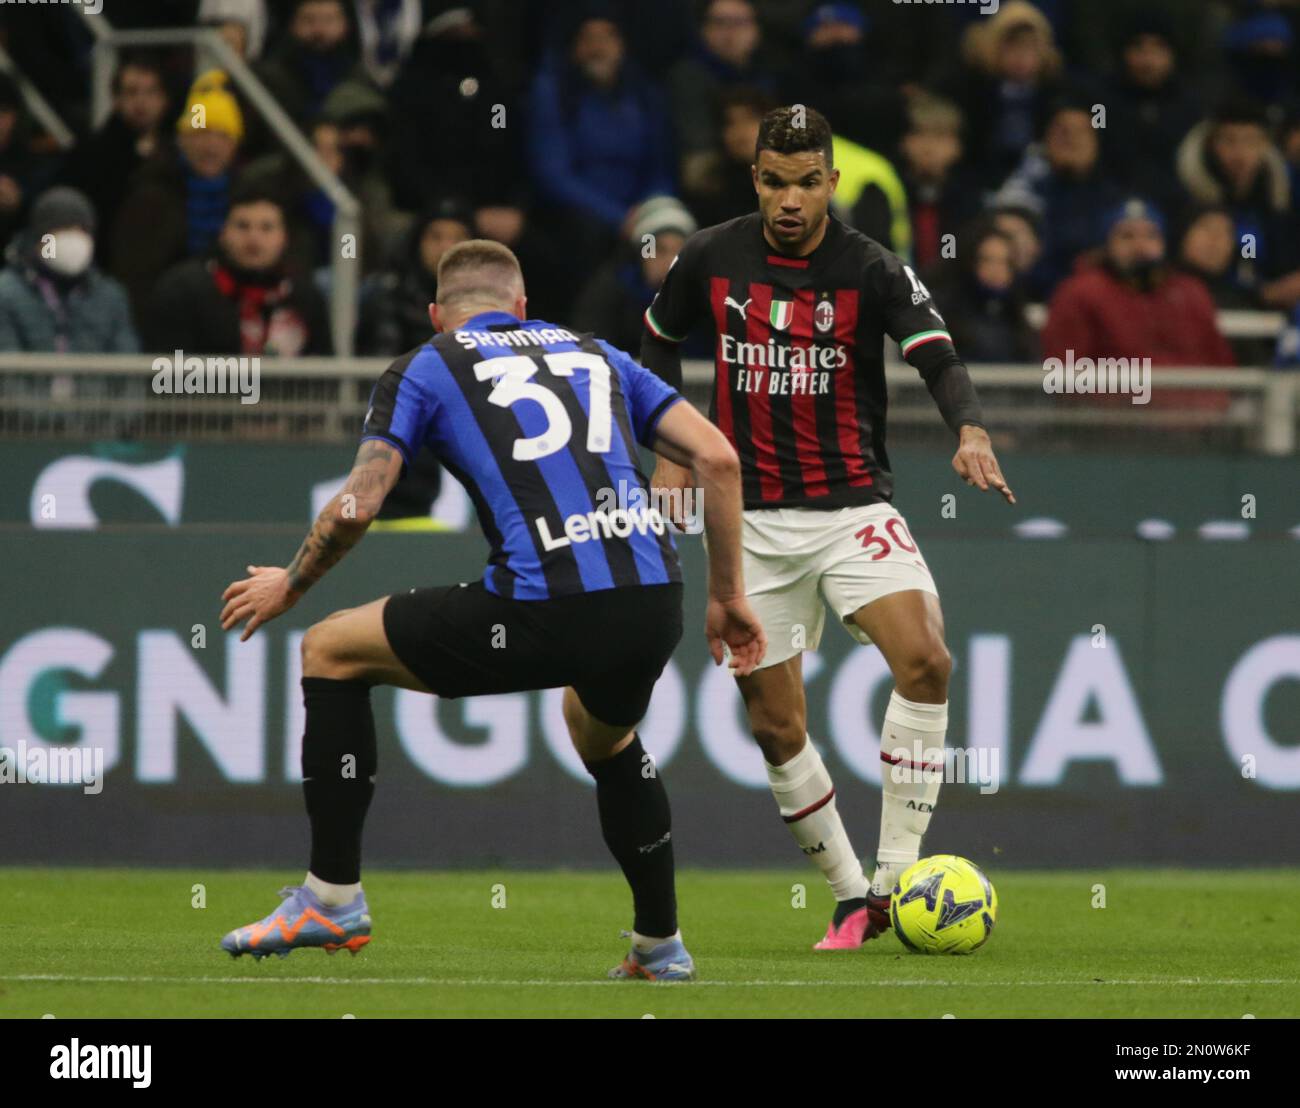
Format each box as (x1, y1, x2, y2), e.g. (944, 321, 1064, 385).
(642, 105, 1014, 950)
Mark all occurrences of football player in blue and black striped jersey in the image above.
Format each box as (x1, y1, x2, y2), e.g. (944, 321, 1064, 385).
(218, 239, 765, 981)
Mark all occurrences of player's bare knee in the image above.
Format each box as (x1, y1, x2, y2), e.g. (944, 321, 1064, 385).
(749, 714, 806, 765)
(897, 641, 951, 702)
(301, 620, 352, 680)
(561, 687, 590, 741)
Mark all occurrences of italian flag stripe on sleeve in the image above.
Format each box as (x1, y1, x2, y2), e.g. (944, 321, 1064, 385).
(900, 329, 952, 357)
(644, 306, 685, 343)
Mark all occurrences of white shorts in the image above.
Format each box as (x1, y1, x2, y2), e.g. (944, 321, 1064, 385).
(733, 503, 939, 670)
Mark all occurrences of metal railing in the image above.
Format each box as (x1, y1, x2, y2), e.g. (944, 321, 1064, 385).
(1023, 304, 1287, 339)
(76, 15, 361, 356)
(0, 354, 1295, 455)
(0, 44, 75, 147)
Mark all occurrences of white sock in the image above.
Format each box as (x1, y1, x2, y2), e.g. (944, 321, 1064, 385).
(632, 929, 679, 952)
(767, 738, 869, 902)
(872, 692, 947, 897)
(305, 871, 362, 908)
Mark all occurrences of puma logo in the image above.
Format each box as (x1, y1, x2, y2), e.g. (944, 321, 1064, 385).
(637, 830, 672, 854)
(724, 296, 752, 317)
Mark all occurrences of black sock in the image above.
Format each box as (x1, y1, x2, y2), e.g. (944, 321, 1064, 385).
(585, 734, 677, 938)
(301, 676, 377, 885)
(833, 896, 867, 926)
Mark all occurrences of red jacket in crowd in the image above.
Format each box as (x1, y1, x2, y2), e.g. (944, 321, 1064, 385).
(1041, 261, 1237, 410)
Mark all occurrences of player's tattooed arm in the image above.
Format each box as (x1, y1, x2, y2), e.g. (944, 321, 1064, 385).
(220, 440, 403, 641)
(285, 439, 404, 594)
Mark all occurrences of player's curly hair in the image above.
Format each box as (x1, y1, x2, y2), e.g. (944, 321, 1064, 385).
(755, 105, 834, 168)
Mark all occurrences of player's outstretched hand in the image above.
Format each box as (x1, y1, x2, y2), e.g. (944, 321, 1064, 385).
(952, 425, 1016, 504)
(706, 595, 767, 677)
(650, 457, 698, 531)
(220, 565, 298, 642)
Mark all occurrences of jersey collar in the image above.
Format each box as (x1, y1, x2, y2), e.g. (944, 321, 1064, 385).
(760, 211, 842, 268)
(460, 309, 523, 330)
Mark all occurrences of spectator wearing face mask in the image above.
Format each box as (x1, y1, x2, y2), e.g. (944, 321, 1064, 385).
(1041, 198, 1236, 407)
(0, 187, 139, 353)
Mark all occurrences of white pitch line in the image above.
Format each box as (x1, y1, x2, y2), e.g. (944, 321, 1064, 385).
(3, 974, 1298, 989)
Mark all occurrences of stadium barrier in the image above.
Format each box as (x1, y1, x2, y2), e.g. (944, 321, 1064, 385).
(2, 441, 1297, 868)
(2, 352, 1297, 454)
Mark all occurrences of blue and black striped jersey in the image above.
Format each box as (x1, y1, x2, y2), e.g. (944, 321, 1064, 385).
(361, 311, 684, 600)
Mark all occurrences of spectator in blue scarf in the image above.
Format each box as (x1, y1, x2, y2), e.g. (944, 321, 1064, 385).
(108, 72, 244, 322)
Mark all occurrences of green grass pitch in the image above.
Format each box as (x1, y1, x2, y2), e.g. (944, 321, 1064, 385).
(2, 868, 1297, 1018)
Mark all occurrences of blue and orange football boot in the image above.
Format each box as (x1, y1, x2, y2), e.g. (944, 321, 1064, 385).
(608, 931, 696, 982)
(220, 885, 371, 960)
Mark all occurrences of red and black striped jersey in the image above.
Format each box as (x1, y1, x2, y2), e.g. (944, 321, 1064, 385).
(644, 213, 969, 510)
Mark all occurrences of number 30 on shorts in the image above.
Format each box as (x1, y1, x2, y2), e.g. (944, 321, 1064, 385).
(853, 517, 918, 561)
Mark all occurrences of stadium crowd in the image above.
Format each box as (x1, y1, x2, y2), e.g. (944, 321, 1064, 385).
(0, 0, 1298, 367)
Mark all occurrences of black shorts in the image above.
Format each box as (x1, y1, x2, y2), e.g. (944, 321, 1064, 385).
(382, 581, 684, 727)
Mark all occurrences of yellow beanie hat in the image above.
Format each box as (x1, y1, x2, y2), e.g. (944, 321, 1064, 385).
(177, 70, 245, 142)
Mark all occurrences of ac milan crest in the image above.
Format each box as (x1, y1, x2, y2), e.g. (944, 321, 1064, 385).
(814, 296, 835, 334)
